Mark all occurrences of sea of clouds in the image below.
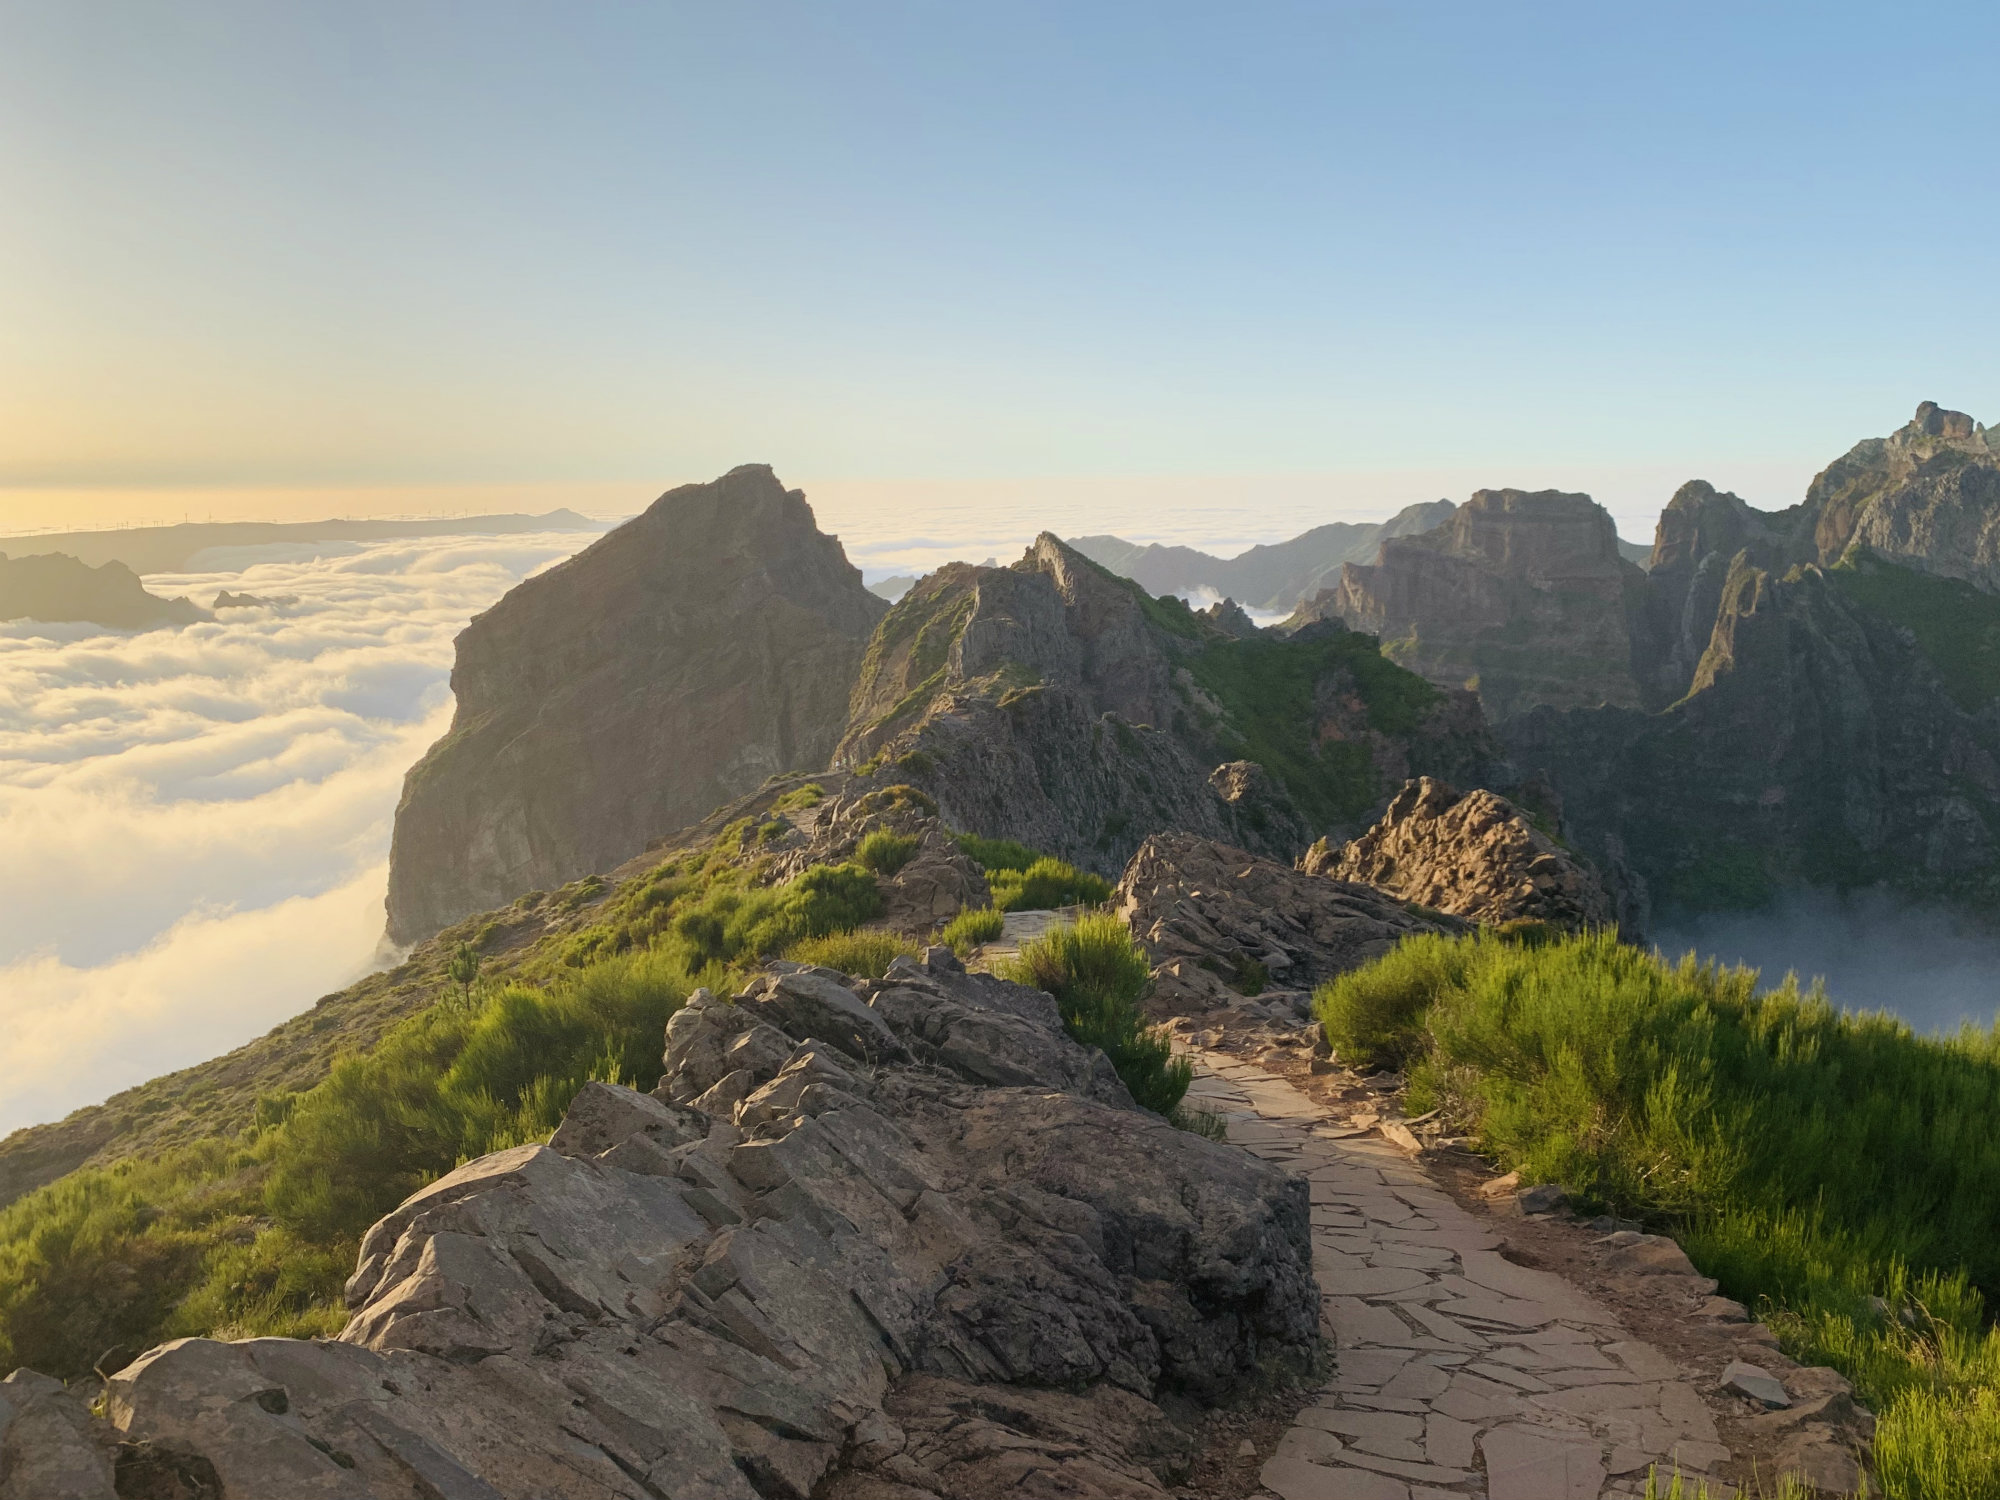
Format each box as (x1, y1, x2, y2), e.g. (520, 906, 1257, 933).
(0, 528, 601, 1136)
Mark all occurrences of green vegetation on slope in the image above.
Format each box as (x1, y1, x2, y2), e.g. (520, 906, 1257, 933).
(940, 906, 1005, 955)
(1832, 551, 2000, 713)
(1002, 913, 1192, 1117)
(0, 814, 896, 1383)
(1184, 629, 1442, 826)
(1317, 930, 2000, 1500)
(952, 833, 1113, 911)
(0, 946, 700, 1380)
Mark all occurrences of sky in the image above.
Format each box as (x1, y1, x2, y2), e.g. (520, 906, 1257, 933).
(5, 1, 1999, 539)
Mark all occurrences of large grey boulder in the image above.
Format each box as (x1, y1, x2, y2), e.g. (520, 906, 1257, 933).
(14, 952, 1317, 1498)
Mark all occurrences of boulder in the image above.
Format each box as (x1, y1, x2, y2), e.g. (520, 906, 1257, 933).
(16, 953, 1318, 1497)
(1306, 777, 1618, 934)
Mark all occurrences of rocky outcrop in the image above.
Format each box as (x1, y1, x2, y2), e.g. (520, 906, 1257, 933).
(385, 466, 887, 944)
(0, 552, 206, 630)
(1333, 490, 1648, 720)
(836, 535, 1495, 876)
(13, 951, 1318, 1498)
(1116, 833, 1467, 1016)
(1070, 499, 1456, 614)
(1303, 777, 1619, 934)
(1632, 480, 1793, 706)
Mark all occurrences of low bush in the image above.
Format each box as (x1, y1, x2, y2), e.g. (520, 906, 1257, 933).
(1316, 929, 2000, 1500)
(987, 856, 1113, 912)
(855, 828, 919, 876)
(953, 832, 1044, 872)
(784, 930, 919, 978)
(668, 862, 883, 967)
(1003, 914, 1189, 1116)
(940, 906, 1004, 955)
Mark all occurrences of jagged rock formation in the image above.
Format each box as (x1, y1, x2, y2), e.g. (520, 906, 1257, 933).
(1071, 500, 1456, 614)
(0, 552, 207, 630)
(1115, 833, 1467, 1015)
(9, 951, 1318, 1498)
(1333, 489, 1649, 720)
(212, 589, 292, 609)
(835, 534, 1495, 877)
(1302, 777, 1619, 934)
(385, 467, 887, 944)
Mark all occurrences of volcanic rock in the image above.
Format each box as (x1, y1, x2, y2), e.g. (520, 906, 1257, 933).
(384, 466, 887, 943)
(1305, 777, 1618, 933)
(1115, 832, 1466, 1013)
(10, 951, 1317, 1497)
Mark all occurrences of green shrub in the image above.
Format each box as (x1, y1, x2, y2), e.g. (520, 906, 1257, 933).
(855, 829, 919, 876)
(987, 856, 1113, 912)
(953, 832, 1045, 872)
(771, 782, 825, 812)
(667, 862, 883, 966)
(940, 906, 1005, 955)
(1323, 928, 2000, 1500)
(1002, 914, 1189, 1116)
(785, 930, 919, 978)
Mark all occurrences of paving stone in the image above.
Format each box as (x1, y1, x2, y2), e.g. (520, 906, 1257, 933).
(1333, 1346, 1417, 1386)
(1259, 1455, 1412, 1500)
(1378, 1361, 1453, 1401)
(1274, 1427, 1348, 1465)
(1605, 1340, 1680, 1380)
(1318, 1262, 1436, 1297)
(1297, 1408, 1426, 1442)
(1404, 1304, 1487, 1347)
(1467, 1360, 1552, 1392)
(1481, 1423, 1608, 1500)
(1425, 1412, 1477, 1470)
(1327, 1297, 1420, 1347)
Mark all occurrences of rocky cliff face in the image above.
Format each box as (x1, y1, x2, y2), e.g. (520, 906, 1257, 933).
(7, 951, 1318, 1499)
(385, 466, 886, 944)
(1333, 489, 1648, 720)
(1303, 777, 1620, 935)
(835, 535, 1494, 875)
(0, 552, 206, 630)
(1507, 555, 2000, 911)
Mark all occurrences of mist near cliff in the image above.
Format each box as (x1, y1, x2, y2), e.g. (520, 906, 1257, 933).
(1653, 888, 2000, 1036)
(0, 529, 599, 1137)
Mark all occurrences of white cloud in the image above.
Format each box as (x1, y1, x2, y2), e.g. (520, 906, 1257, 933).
(0, 529, 597, 1134)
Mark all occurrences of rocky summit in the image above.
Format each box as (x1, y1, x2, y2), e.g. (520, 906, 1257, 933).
(1304, 776, 1622, 936)
(6, 951, 1317, 1499)
(384, 466, 887, 944)
(836, 533, 1495, 875)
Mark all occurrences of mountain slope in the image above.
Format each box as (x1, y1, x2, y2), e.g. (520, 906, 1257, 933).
(0, 552, 208, 629)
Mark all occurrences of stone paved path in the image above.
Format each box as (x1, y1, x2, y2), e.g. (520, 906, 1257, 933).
(1187, 1054, 1733, 1500)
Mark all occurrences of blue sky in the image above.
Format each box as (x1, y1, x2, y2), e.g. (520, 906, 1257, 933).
(3, 1, 1996, 529)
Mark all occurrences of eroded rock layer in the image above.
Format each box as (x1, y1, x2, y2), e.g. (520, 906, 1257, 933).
(10, 952, 1317, 1499)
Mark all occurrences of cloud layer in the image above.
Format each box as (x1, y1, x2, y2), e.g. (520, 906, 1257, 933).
(0, 530, 597, 1135)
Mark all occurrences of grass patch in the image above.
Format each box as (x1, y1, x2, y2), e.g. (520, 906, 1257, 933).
(987, 857, 1113, 912)
(1002, 914, 1190, 1116)
(855, 828, 919, 876)
(1832, 550, 2000, 712)
(783, 930, 920, 978)
(0, 945, 702, 1380)
(953, 832, 1045, 872)
(1183, 629, 1442, 827)
(1317, 929, 2000, 1500)
(940, 906, 1005, 955)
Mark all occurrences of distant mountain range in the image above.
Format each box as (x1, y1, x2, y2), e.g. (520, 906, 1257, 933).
(1071, 502, 1651, 615)
(0, 508, 605, 577)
